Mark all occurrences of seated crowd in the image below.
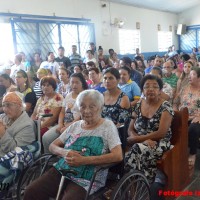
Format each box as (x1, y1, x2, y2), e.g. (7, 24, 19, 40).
(0, 43, 200, 199)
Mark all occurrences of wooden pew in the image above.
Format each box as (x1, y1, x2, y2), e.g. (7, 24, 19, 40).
(157, 107, 189, 200)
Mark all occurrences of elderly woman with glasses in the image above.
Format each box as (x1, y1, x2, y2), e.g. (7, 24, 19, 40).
(125, 74, 174, 184)
(24, 90, 122, 200)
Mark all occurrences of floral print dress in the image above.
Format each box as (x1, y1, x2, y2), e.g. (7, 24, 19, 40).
(125, 100, 174, 183)
(35, 93, 63, 128)
(178, 85, 200, 119)
(101, 92, 131, 125)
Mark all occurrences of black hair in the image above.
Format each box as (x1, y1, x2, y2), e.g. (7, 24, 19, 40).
(121, 56, 132, 66)
(103, 67, 120, 80)
(181, 54, 190, 62)
(40, 76, 57, 90)
(151, 67, 163, 78)
(0, 85, 6, 97)
(108, 49, 114, 54)
(140, 74, 163, 90)
(98, 46, 103, 50)
(119, 66, 131, 75)
(0, 73, 15, 85)
(16, 70, 30, 89)
(86, 50, 93, 54)
(135, 56, 143, 61)
(70, 73, 88, 90)
(46, 52, 54, 61)
(58, 46, 65, 51)
(131, 60, 138, 69)
(74, 64, 83, 71)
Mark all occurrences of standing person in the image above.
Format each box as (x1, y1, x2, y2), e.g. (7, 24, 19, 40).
(173, 67, 200, 171)
(69, 45, 82, 71)
(29, 52, 43, 81)
(125, 74, 174, 183)
(89, 42, 98, 60)
(55, 46, 71, 70)
(10, 54, 25, 79)
(42, 73, 88, 153)
(20, 52, 31, 71)
(102, 67, 131, 126)
(40, 52, 60, 78)
(134, 48, 144, 60)
(15, 70, 37, 116)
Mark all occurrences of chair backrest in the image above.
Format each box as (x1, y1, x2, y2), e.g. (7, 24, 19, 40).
(170, 107, 188, 145)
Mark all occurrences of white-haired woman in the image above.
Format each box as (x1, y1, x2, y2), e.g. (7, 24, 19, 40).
(24, 90, 123, 200)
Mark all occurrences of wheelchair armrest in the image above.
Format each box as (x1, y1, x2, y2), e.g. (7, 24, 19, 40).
(85, 162, 121, 200)
(59, 169, 78, 176)
(94, 162, 120, 173)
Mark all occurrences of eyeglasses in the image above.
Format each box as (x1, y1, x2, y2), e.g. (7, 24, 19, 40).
(15, 76, 23, 78)
(143, 86, 160, 90)
(2, 102, 17, 108)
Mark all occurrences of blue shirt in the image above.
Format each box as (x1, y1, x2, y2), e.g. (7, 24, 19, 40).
(89, 82, 106, 94)
(118, 80, 141, 102)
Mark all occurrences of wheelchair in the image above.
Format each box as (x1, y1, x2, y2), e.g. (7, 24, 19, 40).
(16, 124, 151, 200)
(1, 114, 53, 200)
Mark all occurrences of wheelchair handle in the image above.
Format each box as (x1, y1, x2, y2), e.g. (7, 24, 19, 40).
(59, 169, 78, 176)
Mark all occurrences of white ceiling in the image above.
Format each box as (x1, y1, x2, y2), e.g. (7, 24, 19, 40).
(109, 0, 200, 13)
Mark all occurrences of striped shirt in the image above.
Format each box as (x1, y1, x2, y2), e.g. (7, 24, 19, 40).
(69, 53, 82, 68)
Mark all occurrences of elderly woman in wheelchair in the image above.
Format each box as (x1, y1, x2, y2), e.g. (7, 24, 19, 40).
(23, 90, 123, 200)
(0, 92, 36, 197)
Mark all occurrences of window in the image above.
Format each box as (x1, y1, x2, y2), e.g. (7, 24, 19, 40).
(0, 23, 14, 63)
(11, 18, 95, 59)
(119, 29, 141, 54)
(158, 31, 172, 52)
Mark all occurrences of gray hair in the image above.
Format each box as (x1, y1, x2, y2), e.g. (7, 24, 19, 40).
(76, 90, 104, 110)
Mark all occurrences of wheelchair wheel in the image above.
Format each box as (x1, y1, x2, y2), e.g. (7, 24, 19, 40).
(16, 154, 56, 200)
(111, 170, 150, 200)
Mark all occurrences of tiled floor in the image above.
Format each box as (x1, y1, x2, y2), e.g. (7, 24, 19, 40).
(177, 151, 200, 200)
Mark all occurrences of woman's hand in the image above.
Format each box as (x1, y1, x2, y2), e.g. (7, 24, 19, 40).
(65, 150, 85, 167)
(127, 135, 140, 144)
(56, 124, 64, 134)
(191, 115, 200, 123)
(143, 139, 157, 148)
